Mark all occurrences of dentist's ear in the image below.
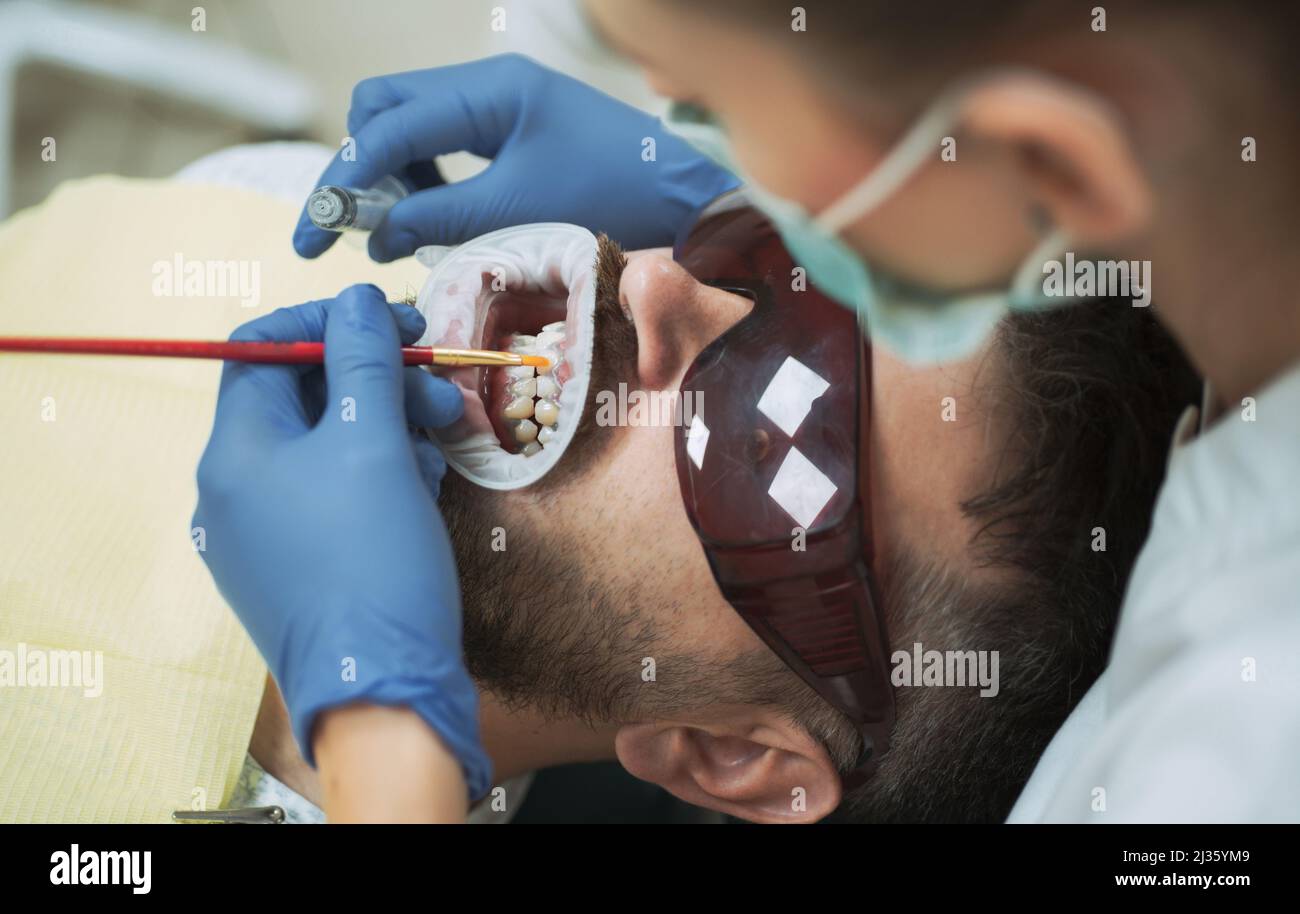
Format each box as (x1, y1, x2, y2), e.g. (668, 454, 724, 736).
(959, 73, 1154, 244)
(614, 710, 842, 823)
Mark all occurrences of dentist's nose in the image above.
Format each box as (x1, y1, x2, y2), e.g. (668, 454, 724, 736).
(619, 252, 753, 390)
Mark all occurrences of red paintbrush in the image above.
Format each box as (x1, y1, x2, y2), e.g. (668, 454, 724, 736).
(0, 337, 550, 369)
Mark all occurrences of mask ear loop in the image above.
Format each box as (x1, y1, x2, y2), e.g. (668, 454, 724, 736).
(1199, 380, 1220, 432)
(814, 91, 965, 234)
(1009, 227, 1073, 304)
(1166, 379, 1217, 475)
(815, 69, 1087, 294)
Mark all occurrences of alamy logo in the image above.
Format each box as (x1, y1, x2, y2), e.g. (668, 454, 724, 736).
(593, 383, 701, 427)
(151, 253, 261, 308)
(0, 643, 103, 697)
(50, 845, 151, 894)
(1042, 253, 1151, 307)
(891, 642, 1000, 697)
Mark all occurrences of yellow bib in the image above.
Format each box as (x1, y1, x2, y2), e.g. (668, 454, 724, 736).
(0, 177, 426, 822)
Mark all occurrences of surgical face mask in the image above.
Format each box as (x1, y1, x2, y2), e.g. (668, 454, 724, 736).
(664, 98, 1074, 363)
(412, 224, 598, 490)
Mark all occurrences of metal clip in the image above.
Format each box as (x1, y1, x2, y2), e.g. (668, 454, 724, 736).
(172, 805, 285, 824)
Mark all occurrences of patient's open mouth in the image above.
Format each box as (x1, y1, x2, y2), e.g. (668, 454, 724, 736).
(482, 302, 576, 456)
(417, 224, 611, 490)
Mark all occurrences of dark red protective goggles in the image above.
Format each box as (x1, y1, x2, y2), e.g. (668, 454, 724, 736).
(671, 192, 895, 787)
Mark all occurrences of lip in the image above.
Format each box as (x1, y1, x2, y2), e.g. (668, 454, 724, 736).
(410, 224, 598, 490)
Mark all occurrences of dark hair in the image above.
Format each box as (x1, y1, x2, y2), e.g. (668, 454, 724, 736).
(781, 299, 1200, 822)
(967, 299, 1196, 614)
(661, 0, 1300, 170)
(667, 0, 1300, 85)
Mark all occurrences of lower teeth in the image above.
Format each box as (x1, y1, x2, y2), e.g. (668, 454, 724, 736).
(514, 418, 539, 443)
(503, 326, 566, 456)
(533, 399, 559, 426)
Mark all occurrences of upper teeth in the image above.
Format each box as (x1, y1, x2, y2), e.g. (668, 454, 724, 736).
(503, 396, 534, 420)
(535, 375, 559, 399)
(535, 349, 559, 375)
(503, 326, 565, 456)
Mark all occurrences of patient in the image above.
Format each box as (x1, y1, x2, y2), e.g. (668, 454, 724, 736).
(249, 231, 1199, 823)
(0, 144, 1198, 822)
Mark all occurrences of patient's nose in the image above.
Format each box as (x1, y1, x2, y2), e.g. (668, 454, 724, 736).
(620, 251, 753, 390)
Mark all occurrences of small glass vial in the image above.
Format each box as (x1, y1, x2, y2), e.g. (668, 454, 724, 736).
(307, 175, 408, 233)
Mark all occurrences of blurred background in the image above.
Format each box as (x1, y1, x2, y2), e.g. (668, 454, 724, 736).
(5, 0, 658, 216)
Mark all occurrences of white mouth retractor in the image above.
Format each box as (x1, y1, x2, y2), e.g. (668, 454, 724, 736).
(412, 223, 597, 491)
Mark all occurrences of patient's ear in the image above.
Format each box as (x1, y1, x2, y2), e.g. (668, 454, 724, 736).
(614, 709, 842, 823)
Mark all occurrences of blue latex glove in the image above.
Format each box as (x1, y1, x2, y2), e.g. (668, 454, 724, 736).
(192, 284, 491, 799)
(292, 53, 740, 262)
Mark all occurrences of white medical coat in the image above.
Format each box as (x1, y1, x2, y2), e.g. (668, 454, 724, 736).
(1010, 361, 1300, 822)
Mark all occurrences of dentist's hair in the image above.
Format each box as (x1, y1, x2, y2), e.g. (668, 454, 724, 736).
(670, 0, 1300, 85)
(667, 1, 1300, 157)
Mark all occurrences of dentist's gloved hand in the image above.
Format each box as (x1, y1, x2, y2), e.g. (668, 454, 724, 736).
(192, 284, 491, 799)
(292, 53, 740, 262)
